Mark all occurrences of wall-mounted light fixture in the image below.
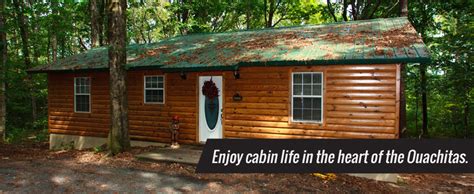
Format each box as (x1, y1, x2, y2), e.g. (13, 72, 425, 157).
(233, 69, 240, 79)
(232, 92, 243, 101)
(180, 71, 187, 80)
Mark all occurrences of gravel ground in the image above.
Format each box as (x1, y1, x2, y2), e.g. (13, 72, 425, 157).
(0, 142, 473, 193)
(0, 160, 213, 193)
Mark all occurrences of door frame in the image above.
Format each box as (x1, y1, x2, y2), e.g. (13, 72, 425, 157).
(196, 73, 225, 143)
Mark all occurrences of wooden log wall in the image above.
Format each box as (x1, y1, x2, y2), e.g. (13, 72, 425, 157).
(48, 70, 197, 144)
(48, 64, 399, 144)
(224, 64, 400, 139)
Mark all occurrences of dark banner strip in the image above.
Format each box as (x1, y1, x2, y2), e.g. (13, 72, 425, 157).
(196, 139, 473, 173)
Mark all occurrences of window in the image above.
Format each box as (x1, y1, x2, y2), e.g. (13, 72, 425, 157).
(291, 72, 323, 122)
(144, 75, 164, 103)
(74, 77, 91, 113)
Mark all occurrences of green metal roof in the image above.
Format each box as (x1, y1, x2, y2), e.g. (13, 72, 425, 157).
(29, 17, 430, 73)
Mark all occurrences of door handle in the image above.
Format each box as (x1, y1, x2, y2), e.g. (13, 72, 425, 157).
(220, 108, 223, 120)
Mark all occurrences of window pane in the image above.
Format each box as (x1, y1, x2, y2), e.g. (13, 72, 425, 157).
(84, 78, 90, 85)
(303, 109, 312, 120)
(293, 84, 302, 95)
(145, 89, 164, 103)
(145, 76, 164, 89)
(75, 78, 90, 94)
(303, 74, 312, 84)
(313, 98, 321, 109)
(75, 95, 90, 112)
(293, 74, 302, 84)
(84, 85, 90, 93)
(312, 98, 322, 110)
(312, 84, 321, 95)
(158, 90, 164, 102)
(312, 109, 321, 121)
(312, 74, 322, 84)
(145, 90, 157, 102)
(293, 108, 302, 120)
(303, 98, 312, 109)
(303, 85, 311, 95)
(293, 97, 302, 109)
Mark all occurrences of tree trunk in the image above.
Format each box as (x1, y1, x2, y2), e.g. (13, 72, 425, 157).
(180, 0, 189, 35)
(107, 0, 130, 155)
(90, 0, 100, 48)
(51, 35, 57, 62)
(327, 0, 338, 22)
(51, 1, 58, 62)
(342, 0, 348, 21)
(245, 1, 251, 30)
(13, 0, 37, 122)
(400, 0, 408, 17)
(419, 63, 428, 137)
(464, 102, 469, 138)
(266, 0, 275, 28)
(99, 0, 106, 46)
(399, 64, 407, 137)
(0, 0, 6, 141)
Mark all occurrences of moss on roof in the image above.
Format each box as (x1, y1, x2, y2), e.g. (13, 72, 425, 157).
(29, 17, 430, 73)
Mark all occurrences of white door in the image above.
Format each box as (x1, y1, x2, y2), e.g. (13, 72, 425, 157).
(199, 76, 223, 143)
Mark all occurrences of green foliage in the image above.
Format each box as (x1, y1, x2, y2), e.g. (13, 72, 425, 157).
(404, 0, 473, 138)
(1, 0, 471, 141)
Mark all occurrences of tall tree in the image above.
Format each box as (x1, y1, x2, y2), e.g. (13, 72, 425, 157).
(263, 0, 296, 27)
(90, 0, 101, 48)
(326, 0, 400, 21)
(107, 0, 130, 154)
(409, 0, 432, 138)
(0, 0, 6, 141)
(13, 0, 37, 122)
(399, 0, 408, 136)
(51, 1, 58, 62)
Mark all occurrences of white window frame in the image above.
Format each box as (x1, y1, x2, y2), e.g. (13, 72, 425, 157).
(143, 75, 165, 104)
(291, 72, 324, 123)
(74, 77, 91, 113)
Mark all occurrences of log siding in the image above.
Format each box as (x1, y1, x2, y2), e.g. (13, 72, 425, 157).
(47, 64, 399, 144)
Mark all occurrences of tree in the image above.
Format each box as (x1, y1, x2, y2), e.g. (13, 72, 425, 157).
(12, 0, 37, 122)
(325, 0, 401, 21)
(51, 1, 58, 62)
(90, 0, 101, 48)
(107, 0, 130, 154)
(0, 0, 6, 141)
(399, 0, 408, 136)
(263, 0, 298, 27)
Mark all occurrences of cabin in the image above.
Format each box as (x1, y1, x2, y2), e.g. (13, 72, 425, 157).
(29, 17, 430, 149)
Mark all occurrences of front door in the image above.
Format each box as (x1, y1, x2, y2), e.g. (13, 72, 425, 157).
(199, 76, 223, 143)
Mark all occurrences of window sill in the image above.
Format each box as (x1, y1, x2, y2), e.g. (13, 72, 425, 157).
(289, 120, 324, 126)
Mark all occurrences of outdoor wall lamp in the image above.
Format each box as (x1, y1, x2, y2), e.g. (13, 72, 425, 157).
(233, 69, 240, 79)
(180, 71, 187, 80)
(233, 92, 243, 101)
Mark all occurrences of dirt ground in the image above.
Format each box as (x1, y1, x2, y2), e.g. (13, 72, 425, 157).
(0, 142, 473, 193)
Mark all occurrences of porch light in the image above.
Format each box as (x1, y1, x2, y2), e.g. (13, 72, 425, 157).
(233, 69, 240, 79)
(180, 71, 187, 80)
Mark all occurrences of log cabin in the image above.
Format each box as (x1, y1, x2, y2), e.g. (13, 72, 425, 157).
(29, 17, 430, 149)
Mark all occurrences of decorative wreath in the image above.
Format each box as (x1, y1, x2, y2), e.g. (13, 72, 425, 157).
(202, 78, 219, 100)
